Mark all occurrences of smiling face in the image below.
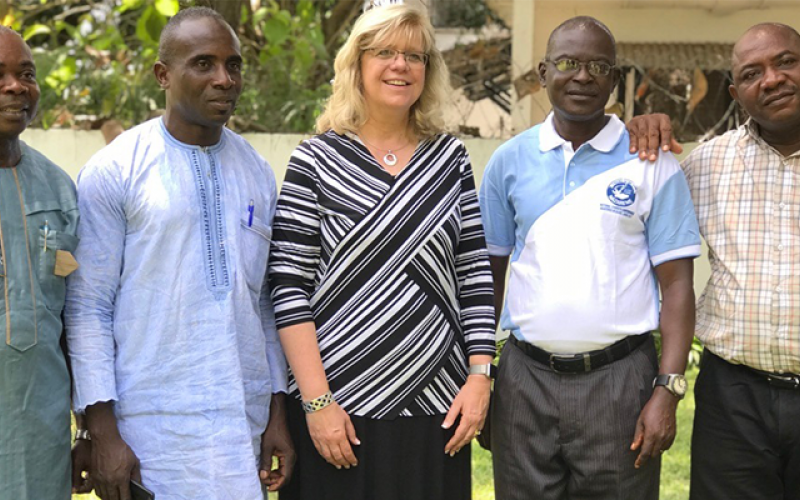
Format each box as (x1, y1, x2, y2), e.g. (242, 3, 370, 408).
(154, 16, 242, 145)
(0, 31, 39, 141)
(539, 23, 618, 125)
(360, 31, 426, 118)
(730, 25, 800, 135)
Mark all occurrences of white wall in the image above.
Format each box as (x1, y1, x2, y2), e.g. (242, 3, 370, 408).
(20, 129, 504, 187)
(20, 128, 710, 296)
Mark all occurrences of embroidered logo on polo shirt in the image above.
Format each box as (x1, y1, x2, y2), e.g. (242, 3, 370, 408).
(607, 179, 636, 207)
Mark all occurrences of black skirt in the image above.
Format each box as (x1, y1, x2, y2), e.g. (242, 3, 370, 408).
(280, 398, 472, 500)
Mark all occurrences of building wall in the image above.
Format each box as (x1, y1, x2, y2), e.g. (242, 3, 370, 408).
(20, 127, 710, 295)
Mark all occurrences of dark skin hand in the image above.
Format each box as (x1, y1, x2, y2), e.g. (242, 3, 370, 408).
(630, 258, 695, 468)
(85, 402, 141, 500)
(626, 113, 682, 161)
(259, 393, 296, 491)
(72, 413, 93, 494)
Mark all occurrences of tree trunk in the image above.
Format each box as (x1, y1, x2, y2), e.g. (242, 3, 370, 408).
(194, 0, 244, 33)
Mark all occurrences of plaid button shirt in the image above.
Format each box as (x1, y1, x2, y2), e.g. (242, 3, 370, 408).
(683, 120, 800, 373)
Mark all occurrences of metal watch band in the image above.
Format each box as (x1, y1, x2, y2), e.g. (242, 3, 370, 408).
(301, 390, 334, 414)
(74, 429, 91, 441)
(469, 363, 496, 379)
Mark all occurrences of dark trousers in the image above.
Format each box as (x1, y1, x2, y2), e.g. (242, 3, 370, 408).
(690, 349, 800, 500)
(492, 337, 660, 500)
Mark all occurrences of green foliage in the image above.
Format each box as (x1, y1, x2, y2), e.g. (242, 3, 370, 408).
(236, 0, 333, 132)
(8, 0, 339, 132)
(10, 1, 167, 129)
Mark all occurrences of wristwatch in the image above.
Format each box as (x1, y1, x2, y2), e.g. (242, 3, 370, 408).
(469, 363, 496, 380)
(653, 374, 687, 399)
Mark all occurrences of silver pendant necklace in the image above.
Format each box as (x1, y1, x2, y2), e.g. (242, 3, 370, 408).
(358, 134, 413, 167)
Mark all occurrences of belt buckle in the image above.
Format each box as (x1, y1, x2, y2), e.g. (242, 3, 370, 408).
(767, 373, 800, 390)
(549, 353, 591, 373)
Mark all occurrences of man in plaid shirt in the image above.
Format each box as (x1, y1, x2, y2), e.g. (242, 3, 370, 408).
(629, 22, 800, 500)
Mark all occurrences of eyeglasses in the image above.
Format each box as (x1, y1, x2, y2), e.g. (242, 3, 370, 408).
(365, 48, 429, 66)
(545, 58, 615, 77)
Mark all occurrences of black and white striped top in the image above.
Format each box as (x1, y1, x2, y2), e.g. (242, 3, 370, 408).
(269, 131, 496, 419)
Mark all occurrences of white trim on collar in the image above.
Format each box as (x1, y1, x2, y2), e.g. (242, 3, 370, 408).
(539, 112, 625, 153)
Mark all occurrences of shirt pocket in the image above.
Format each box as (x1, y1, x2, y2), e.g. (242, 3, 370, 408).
(239, 217, 272, 293)
(26, 201, 79, 311)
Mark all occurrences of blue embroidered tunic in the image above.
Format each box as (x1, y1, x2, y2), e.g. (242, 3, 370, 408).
(65, 118, 287, 500)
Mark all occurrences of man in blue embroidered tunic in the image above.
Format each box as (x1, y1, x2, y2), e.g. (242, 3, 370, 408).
(479, 17, 700, 499)
(64, 8, 294, 500)
(0, 27, 81, 500)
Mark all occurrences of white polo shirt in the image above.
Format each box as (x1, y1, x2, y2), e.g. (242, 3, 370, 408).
(479, 114, 701, 354)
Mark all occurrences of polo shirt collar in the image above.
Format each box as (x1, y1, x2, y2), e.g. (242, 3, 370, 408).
(539, 112, 625, 153)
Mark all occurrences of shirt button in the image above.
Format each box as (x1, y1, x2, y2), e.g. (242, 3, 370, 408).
(777, 244, 784, 251)
(780, 202, 786, 209)
(776, 286, 783, 292)
(569, 181, 576, 187)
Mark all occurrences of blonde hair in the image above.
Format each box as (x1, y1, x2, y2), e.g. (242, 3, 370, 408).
(315, 4, 452, 138)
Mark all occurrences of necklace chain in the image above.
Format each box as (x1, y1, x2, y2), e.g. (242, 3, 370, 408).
(358, 134, 413, 167)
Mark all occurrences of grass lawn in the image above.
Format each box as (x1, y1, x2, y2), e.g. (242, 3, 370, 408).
(73, 368, 697, 500)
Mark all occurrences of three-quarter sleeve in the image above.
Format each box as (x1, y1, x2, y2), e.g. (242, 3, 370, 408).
(64, 159, 127, 412)
(268, 142, 322, 330)
(455, 147, 496, 357)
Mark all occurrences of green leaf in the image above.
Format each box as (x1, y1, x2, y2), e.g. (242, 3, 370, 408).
(154, 0, 179, 17)
(22, 24, 51, 41)
(253, 7, 269, 24)
(262, 17, 289, 46)
(119, 0, 145, 13)
(136, 6, 166, 46)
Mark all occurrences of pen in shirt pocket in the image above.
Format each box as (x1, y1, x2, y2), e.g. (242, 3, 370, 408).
(247, 199, 254, 227)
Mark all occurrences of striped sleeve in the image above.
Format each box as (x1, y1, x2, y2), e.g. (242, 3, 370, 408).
(455, 147, 497, 356)
(269, 141, 321, 330)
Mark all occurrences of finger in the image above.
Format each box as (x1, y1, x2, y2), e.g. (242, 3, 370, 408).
(636, 432, 658, 469)
(446, 417, 474, 455)
(339, 436, 358, 466)
(646, 127, 661, 162)
(628, 122, 641, 153)
(131, 462, 142, 484)
(630, 419, 644, 451)
(265, 461, 287, 491)
(317, 441, 337, 467)
(345, 417, 361, 446)
(441, 401, 461, 430)
(259, 445, 275, 478)
(669, 137, 683, 154)
(118, 481, 131, 500)
(328, 443, 347, 469)
(658, 116, 673, 153)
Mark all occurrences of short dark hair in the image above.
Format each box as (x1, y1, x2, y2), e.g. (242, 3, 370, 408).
(158, 7, 236, 63)
(732, 22, 800, 66)
(546, 16, 616, 62)
(0, 25, 22, 39)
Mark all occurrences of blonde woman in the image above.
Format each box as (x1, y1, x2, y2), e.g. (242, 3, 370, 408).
(268, 4, 495, 500)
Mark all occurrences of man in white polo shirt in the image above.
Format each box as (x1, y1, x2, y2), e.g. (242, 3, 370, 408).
(479, 17, 700, 500)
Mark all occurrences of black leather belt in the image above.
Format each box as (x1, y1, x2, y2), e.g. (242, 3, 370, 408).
(509, 333, 651, 374)
(748, 367, 800, 390)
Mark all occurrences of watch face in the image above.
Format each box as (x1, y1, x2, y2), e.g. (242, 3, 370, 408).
(672, 376, 688, 395)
